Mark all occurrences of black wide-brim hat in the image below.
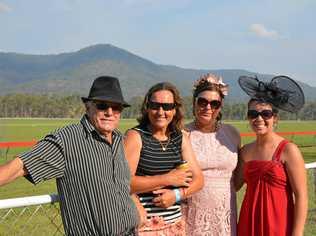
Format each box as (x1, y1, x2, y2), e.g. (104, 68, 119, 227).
(238, 75, 305, 113)
(81, 76, 130, 107)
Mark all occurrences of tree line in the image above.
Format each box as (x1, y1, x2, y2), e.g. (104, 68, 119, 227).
(0, 94, 316, 120)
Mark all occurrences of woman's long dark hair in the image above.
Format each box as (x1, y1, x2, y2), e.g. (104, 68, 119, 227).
(137, 82, 184, 132)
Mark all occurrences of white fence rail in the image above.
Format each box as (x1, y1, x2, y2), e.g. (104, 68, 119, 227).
(1, 162, 316, 235)
(306, 162, 316, 169)
(0, 194, 63, 235)
(0, 194, 59, 210)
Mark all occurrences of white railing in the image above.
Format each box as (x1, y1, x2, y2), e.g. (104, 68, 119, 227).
(306, 162, 316, 169)
(0, 194, 63, 235)
(0, 162, 316, 235)
(0, 194, 59, 210)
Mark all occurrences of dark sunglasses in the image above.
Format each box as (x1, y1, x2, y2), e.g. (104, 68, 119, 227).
(94, 102, 123, 112)
(247, 109, 274, 120)
(196, 97, 221, 110)
(147, 101, 176, 111)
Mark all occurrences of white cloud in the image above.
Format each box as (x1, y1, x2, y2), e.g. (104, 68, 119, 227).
(0, 2, 11, 13)
(250, 23, 279, 39)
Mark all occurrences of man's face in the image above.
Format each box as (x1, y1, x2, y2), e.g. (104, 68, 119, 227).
(86, 100, 123, 137)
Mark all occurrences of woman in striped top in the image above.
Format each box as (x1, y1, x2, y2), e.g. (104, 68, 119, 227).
(124, 82, 204, 235)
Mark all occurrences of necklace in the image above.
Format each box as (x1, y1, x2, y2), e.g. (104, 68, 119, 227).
(158, 138, 170, 151)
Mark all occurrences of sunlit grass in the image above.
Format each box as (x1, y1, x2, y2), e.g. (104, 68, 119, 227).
(0, 118, 315, 235)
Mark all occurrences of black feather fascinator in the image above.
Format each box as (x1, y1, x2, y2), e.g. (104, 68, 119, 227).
(238, 75, 305, 112)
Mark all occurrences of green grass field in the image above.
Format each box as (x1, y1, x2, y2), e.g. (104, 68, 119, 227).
(0, 118, 315, 198)
(0, 118, 316, 235)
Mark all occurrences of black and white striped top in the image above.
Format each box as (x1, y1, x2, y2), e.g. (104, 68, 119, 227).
(20, 115, 139, 236)
(133, 125, 183, 224)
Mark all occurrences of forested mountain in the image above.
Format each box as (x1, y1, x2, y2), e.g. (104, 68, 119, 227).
(1, 44, 316, 102)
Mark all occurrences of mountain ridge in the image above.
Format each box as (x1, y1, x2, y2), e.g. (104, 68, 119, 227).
(1, 44, 315, 102)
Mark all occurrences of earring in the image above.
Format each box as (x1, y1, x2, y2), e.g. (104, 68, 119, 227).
(273, 122, 278, 131)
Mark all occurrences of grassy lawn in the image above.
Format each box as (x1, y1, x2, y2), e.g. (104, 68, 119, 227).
(0, 118, 315, 198)
(0, 118, 315, 235)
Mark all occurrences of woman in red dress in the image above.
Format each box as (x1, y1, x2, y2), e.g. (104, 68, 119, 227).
(235, 76, 308, 236)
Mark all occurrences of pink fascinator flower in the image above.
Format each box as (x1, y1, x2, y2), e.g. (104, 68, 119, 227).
(194, 73, 229, 96)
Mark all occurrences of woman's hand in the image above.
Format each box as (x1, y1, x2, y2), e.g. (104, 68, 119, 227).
(131, 194, 147, 227)
(165, 168, 192, 187)
(152, 189, 177, 208)
(137, 203, 148, 227)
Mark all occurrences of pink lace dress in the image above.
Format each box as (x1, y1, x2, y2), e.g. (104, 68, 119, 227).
(182, 123, 239, 236)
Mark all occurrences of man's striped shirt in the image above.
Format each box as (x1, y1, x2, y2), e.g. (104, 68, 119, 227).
(20, 115, 139, 236)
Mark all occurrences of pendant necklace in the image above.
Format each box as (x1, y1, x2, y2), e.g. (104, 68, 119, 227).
(158, 138, 170, 151)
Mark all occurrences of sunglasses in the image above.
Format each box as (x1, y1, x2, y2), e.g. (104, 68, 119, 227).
(247, 110, 274, 120)
(196, 97, 221, 110)
(94, 102, 123, 112)
(147, 101, 176, 111)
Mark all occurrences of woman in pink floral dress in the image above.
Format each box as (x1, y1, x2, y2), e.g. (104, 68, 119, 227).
(182, 73, 240, 236)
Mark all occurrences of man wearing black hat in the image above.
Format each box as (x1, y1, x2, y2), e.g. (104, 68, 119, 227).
(0, 76, 139, 235)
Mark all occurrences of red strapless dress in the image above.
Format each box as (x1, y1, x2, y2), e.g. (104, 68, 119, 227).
(238, 140, 294, 236)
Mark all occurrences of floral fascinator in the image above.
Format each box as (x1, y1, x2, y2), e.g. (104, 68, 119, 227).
(193, 73, 229, 97)
(238, 75, 305, 113)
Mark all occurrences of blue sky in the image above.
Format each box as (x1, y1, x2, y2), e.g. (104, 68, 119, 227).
(0, 0, 315, 86)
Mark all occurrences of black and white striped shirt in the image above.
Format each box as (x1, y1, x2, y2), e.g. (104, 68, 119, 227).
(133, 125, 183, 224)
(20, 115, 139, 236)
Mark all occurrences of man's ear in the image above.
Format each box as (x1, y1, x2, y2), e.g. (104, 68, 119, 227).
(84, 101, 92, 113)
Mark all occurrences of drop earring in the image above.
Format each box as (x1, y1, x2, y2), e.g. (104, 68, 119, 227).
(273, 122, 278, 131)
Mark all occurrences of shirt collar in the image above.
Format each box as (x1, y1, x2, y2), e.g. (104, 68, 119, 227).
(81, 114, 95, 135)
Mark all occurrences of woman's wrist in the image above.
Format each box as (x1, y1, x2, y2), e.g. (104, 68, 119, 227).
(173, 188, 181, 203)
(180, 187, 188, 200)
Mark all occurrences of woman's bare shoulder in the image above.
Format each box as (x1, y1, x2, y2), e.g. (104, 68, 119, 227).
(240, 142, 255, 161)
(222, 123, 240, 137)
(282, 141, 303, 162)
(124, 129, 141, 141)
(181, 128, 190, 137)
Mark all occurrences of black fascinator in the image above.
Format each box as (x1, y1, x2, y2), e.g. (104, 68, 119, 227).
(238, 75, 305, 112)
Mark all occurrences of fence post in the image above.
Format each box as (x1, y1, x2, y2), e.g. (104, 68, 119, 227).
(314, 168, 316, 205)
(5, 147, 9, 160)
